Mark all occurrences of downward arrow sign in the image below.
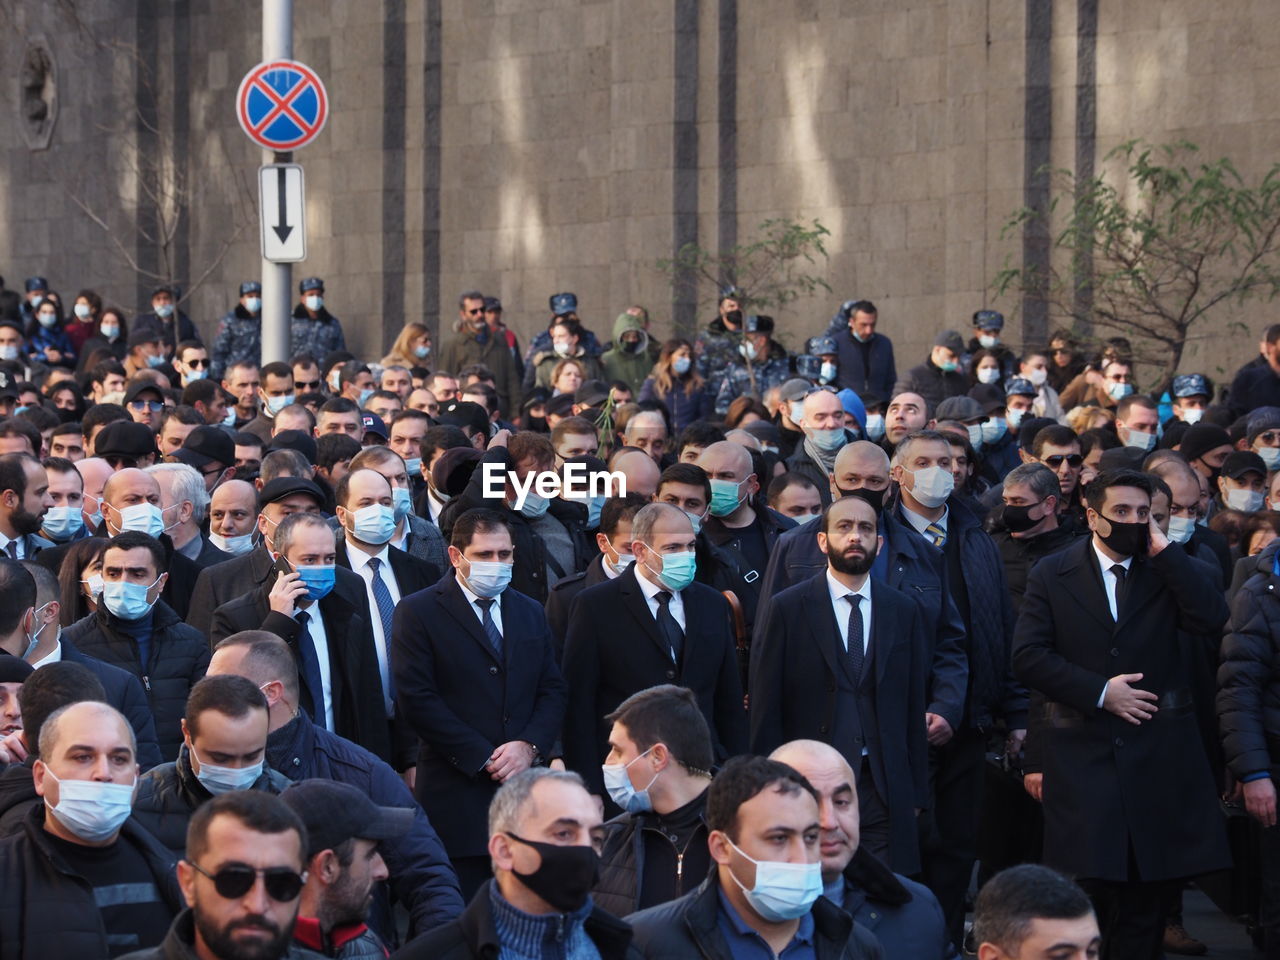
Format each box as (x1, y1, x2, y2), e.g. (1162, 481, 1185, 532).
(273, 167, 293, 243)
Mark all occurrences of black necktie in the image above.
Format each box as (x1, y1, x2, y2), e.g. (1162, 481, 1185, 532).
(655, 591, 685, 664)
(294, 611, 325, 727)
(476, 598, 503, 657)
(5, 540, 17, 560)
(845, 594, 865, 681)
(1109, 563, 1127, 619)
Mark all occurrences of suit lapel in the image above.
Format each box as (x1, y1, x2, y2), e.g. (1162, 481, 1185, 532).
(1115, 556, 1161, 632)
(618, 566, 671, 661)
(803, 575, 842, 680)
(439, 576, 502, 664)
(1059, 539, 1116, 632)
(869, 582, 892, 686)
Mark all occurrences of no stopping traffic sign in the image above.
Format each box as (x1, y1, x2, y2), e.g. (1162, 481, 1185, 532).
(236, 60, 328, 151)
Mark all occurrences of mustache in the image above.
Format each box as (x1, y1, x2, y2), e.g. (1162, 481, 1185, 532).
(227, 916, 281, 936)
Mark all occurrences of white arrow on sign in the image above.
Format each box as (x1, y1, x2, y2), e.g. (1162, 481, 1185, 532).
(258, 163, 306, 263)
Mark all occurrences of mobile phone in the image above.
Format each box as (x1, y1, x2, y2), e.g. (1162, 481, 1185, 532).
(271, 556, 295, 581)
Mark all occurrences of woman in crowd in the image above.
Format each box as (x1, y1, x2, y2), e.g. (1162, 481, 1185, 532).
(638, 338, 714, 432)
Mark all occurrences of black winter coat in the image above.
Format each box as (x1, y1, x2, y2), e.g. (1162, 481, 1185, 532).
(627, 875, 883, 960)
(593, 796, 711, 918)
(1220, 554, 1280, 781)
(393, 880, 642, 960)
(0, 804, 182, 960)
(892, 360, 967, 414)
(64, 601, 211, 762)
(132, 747, 292, 858)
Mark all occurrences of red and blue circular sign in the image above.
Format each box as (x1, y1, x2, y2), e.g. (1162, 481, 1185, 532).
(236, 60, 328, 151)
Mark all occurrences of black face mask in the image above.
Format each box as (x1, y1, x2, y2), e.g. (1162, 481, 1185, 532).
(622, 338, 643, 354)
(506, 833, 599, 913)
(1002, 501, 1046, 534)
(723, 309, 743, 328)
(837, 485, 885, 514)
(1096, 514, 1149, 557)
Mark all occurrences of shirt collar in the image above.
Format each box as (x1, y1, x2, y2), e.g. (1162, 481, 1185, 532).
(345, 540, 391, 571)
(30, 635, 61, 669)
(900, 501, 948, 535)
(826, 568, 872, 606)
(456, 574, 496, 609)
(1092, 538, 1133, 573)
(717, 886, 815, 945)
(635, 563, 666, 601)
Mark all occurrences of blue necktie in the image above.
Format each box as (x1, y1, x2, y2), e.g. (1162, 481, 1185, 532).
(295, 610, 326, 727)
(655, 591, 684, 664)
(367, 557, 397, 699)
(476, 598, 503, 657)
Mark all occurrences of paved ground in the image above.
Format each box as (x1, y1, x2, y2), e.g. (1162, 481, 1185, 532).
(1184, 887, 1257, 959)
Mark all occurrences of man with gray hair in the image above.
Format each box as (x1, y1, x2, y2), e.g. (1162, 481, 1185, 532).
(145, 462, 229, 568)
(990, 462, 1077, 616)
(623, 410, 669, 465)
(0, 700, 182, 957)
(562, 502, 747, 797)
(394, 767, 639, 960)
(211, 511, 391, 763)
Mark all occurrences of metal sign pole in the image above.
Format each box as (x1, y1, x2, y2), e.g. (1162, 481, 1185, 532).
(260, 0, 293, 364)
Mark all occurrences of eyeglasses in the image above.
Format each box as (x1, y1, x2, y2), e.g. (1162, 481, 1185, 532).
(185, 358, 210, 368)
(466, 308, 484, 316)
(129, 401, 163, 412)
(295, 380, 322, 392)
(1257, 431, 1280, 446)
(1042, 454, 1084, 468)
(188, 862, 307, 902)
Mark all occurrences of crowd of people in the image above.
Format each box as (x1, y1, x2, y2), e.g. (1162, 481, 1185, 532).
(0, 272, 1277, 959)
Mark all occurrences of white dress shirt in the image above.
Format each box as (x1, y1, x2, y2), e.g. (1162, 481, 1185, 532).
(458, 577, 505, 636)
(635, 565, 687, 632)
(30, 635, 62, 669)
(826, 569, 873, 655)
(346, 542, 402, 718)
(0, 532, 25, 560)
(297, 604, 334, 732)
(427, 489, 447, 524)
(1091, 540, 1133, 708)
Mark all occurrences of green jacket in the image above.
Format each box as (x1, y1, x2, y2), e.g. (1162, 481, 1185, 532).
(600, 313, 655, 394)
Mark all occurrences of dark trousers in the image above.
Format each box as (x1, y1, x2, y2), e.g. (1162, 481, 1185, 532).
(921, 726, 986, 944)
(857, 754, 893, 868)
(1078, 844, 1177, 960)
(451, 855, 493, 902)
(1264, 822, 1280, 958)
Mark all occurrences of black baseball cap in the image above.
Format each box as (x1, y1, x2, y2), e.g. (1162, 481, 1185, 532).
(257, 477, 324, 510)
(124, 378, 166, 404)
(279, 780, 413, 860)
(266, 430, 319, 465)
(438, 400, 489, 437)
(174, 425, 235, 469)
(1221, 450, 1268, 481)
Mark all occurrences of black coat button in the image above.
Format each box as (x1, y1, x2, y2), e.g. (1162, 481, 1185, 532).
(1114, 738, 1124, 747)
(1110, 648, 1120, 657)
(489, 666, 498, 675)
(665, 670, 675, 680)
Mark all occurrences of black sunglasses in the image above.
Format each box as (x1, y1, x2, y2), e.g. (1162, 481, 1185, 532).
(185, 358, 210, 368)
(1042, 454, 1084, 468)
(188, 862, 306, 901)
(295, 379, 322, 391)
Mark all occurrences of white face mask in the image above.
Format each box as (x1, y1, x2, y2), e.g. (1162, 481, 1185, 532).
(210, 531, 255, 556)
(601, 746, 659, 813)
(43, 770, 135, 844)
(790, 512, 820, 526)
(189, 744, 264, 795)
(902, 464, 954, 509)
(1180, 407, 1204, 425)
(1121, 427, 1156, 452)
(977, 367, 1001, 385)
(1026, 367, 1048, 387)
(863, 413, 885, 441)
(1226, 487, 1265, 513)
(1166, 515, 1197, 544)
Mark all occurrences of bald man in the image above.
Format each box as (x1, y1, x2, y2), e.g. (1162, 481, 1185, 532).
(697, 441, 795, 629)
(751, 496, 929, 875)
(772, 739, 955, 960)
(208, 479, 259, 556)
(611, 448, 660, 500)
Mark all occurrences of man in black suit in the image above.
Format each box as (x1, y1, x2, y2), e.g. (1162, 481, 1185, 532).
(333, 466, 440, 777)
(1012, 468, 1230, 960)
(544, 493, 648, 658)
(750, 495, 929, 875)
(186, 477, 325, 637)
(391, 507, 566, 899)
(561, 502, 747, 795)
(209, 511, 391, 764)
(0, 453, 54, 561)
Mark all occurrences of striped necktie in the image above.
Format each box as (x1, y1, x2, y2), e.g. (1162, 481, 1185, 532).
(924, 522, 946, 547)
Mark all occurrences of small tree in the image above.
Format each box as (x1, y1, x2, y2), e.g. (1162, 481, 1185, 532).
(994, 141, 1280, 385)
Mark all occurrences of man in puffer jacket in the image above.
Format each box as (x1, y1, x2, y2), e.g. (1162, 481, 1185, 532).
(1219, 544, 1280, 958)
(133, 675, 291, 858)
(65, 531, 211, 761)
(601, 311, 654, 395)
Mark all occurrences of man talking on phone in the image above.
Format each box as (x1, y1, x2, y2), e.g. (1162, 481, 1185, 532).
(210, 511, 391, 763)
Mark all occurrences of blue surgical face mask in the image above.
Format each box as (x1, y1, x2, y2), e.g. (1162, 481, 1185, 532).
(939, 360, 959, 373)
(42, 505, 84, 542)
(155, 303, 175, 319)
(1258, 446, 1280, 471)
(392, 486, 413, 524)
(1122, 427, 1156, 452)
(189, 744, 264, 795)
(37, 311, 58, 329)
(114, 502, 164, 537)
(788, 401, 805, 425)
(74, 303, 93, 320)
(725, 837, 824, 922)
(980, 417, 1007, 445)
(210, 530, 255, 556)
(265, 393, 294, 415)
(819, 361, 838, 383)
(405, 457, 423, 478)
(1006, 408, 1026, 429)
(978, 333, 999, 348)
(518, 492, 551, 519)
(43, 771, 136, 844)
(863, 413, 885, 441)
(358, 388, 375, 409)
(608, 548, 636, 575)
(684, 510, 704, 535)
(791, 512, 820, 526)
(642, 545, 697, 592)
(577, 494, 606, 528)
(966, 423, 984, 451)
(709, 478, 746, 517)
(1107, 381, 1133, 401)
(672, 355, 692, 376)
(101, 576, 161, 621)
(185, 369, 207, 383)
(348, 504, 396, 545)
(602, 747, 660, 813)
(146, 353, 166, 369)
(808, 427, 847, 453)
(99, 324, 120, 341)
(1167, 515, 1196, 544)
(462, 558, 512, 598)
(305, 295, 324, 312)
(295, 564, 336, 603)
(244, 297, 262, 314)
(414, 345, 431, 359)
(222, 408, 237, 428)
